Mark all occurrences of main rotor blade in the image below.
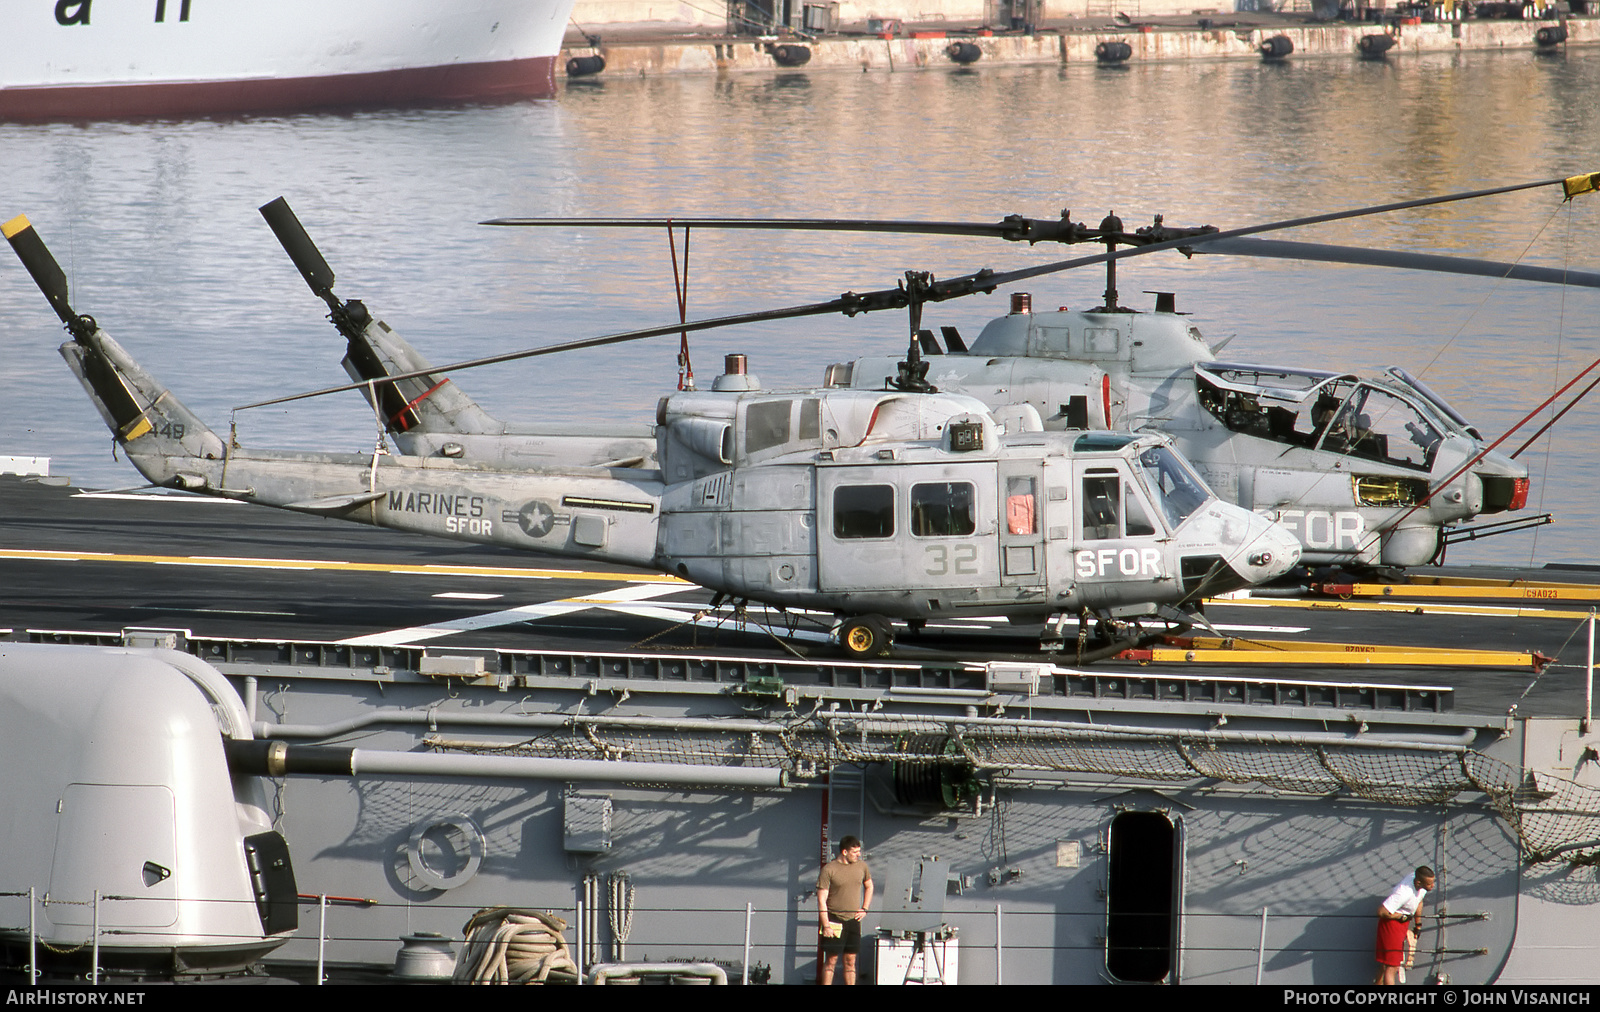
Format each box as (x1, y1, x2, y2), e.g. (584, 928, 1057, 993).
(1189, 237, 1600, 288)
(260, 196, 337, 303)
(232, 292, 892, 411)
(482, 213, 1224, 250)
(482, 216, 1023, 239)
(3, 213, 78, 327)
(248, 173, 1600, 409)
(986, 172, 1600, 289)
(486, 173, 1600, 256)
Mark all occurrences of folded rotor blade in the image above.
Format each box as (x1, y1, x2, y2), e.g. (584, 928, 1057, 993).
(1188, 237, 1600, 289)
(4, 213, 78, 327)
(260, 196, 338, 304)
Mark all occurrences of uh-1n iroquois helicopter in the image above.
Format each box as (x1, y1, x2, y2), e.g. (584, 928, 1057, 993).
(3, 212, 1304, 660)
(483, 172, 1600, 571)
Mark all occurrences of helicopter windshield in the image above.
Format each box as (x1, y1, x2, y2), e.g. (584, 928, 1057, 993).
(1385, 367, 1480, 438)
(1132, 444, 1211, 529)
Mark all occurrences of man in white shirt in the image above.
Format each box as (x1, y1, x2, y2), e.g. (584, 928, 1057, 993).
(1374, 866, 1435, 985)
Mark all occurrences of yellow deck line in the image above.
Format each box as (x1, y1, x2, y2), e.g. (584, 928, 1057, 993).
(1404, 575, 1600, 590)
(1178, 635, 1537, 662)
(1143, 647, 1539, 667)
(1322, 582, 1600, 602)
(1213, 596, 1594, 621)
(0, 548, 686, 584)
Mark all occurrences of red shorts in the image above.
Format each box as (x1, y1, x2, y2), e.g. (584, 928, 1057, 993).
(1376, 918, 1410, 966)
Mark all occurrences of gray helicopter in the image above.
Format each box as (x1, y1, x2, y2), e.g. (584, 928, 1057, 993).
(4, 213, 1301, 659)
(831, 283, 1522, 569)
(487, 174, 1600, 570)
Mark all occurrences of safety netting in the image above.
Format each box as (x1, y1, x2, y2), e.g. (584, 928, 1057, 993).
(427, 712, 1600, 865)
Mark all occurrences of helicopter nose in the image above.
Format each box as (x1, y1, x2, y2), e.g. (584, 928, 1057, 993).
(1231, 512, 1302, 584)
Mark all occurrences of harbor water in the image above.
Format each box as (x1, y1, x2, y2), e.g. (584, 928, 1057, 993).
(1, 47, 1597, 567)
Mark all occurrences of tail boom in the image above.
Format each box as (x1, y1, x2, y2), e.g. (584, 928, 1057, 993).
(59, 328, 228, 468)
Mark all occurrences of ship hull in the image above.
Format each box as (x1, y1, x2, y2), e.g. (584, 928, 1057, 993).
(3, 0, 571, 120)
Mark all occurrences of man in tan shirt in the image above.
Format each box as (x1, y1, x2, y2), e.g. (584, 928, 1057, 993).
(817, 836, 873, 985)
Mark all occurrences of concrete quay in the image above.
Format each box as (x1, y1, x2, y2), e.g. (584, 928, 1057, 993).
(559, 15, 1597, 79)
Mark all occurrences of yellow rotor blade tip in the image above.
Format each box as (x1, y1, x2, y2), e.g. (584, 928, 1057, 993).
(1561, 172, 1599, 200)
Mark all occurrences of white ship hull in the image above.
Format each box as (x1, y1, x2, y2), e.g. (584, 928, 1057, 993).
(3, 0, 574, 120)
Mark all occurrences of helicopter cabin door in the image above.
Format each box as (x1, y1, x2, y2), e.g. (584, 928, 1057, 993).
(1072, 460, 1169, 602)
(816, 462, 998, 593)
(997, 460, 1046, 590)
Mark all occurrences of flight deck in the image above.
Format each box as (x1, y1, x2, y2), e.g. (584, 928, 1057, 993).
(3, 474, 1593, 720)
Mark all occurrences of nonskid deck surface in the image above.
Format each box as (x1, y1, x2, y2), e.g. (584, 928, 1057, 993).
(1, 475, 1594, 718)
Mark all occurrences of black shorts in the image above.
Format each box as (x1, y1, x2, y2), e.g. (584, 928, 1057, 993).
(821, 915, 862, 957)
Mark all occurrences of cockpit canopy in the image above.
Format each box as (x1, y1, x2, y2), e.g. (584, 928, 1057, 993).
(1194, 363, 1455, 472)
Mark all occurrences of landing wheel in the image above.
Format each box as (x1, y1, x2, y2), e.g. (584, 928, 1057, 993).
(839, 615, 893, 659)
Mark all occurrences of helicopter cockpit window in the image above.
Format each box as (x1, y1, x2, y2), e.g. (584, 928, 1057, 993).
(1320, 386, 1440, 471)
(1133, 445, 1210, 529)
(1196, 384, 1274, 439)
(799, 398, 821, 441)
(1294, 384, 1357, 448)
(1124, 490, 1157, 537)
(1196, 369, 1363, 450)
(833, 484, 895, 539)
(1083, 471, 1120, 540)
(1083, 469, 1162, 540)
(744, 400, 792, 455)
(911, 482, 976, 537)
(1388, 367, 1477, 437)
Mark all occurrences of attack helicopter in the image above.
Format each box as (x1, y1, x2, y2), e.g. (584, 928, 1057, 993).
(3, 212, 1302, 659)
(486, 174, 1600, 570)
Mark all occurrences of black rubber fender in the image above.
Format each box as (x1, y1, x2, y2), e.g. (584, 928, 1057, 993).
(1358, 33, 1396, 57)
(1260, 34, 1294, 59)
(1535, 25, 1568, 46)
(947, 41, 982, 64)
(566, 55, 606, 77)
(1095, 40, 1133, 63)
(769, 44, 812, 66)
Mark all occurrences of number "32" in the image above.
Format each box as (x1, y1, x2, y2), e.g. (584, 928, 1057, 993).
(924, 544, 978, 576)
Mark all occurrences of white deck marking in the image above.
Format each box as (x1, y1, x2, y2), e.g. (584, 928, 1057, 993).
(73, 491, 246, 504)
(0, 548, 682, 584)
(339, 583, 690, 646)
